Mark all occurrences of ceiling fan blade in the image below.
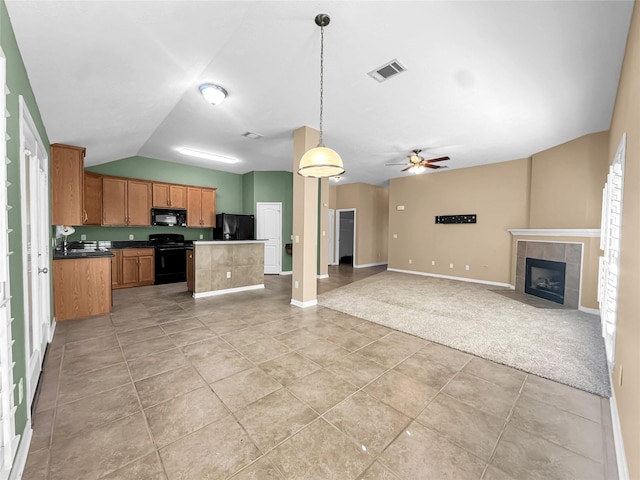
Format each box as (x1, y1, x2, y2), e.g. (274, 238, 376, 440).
(425, 164, 442, 169)
(425, 156, 450, 163)
(385, 163, 410, 166)
(401, 165, 413, 172)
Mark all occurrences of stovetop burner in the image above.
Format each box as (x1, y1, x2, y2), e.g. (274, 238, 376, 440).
(148, 233, 185, 246)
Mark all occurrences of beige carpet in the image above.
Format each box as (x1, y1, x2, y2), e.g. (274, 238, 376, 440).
(318, 271, 610, 397)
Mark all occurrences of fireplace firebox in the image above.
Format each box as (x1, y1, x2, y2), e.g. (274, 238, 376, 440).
(525, 257, 567, 305)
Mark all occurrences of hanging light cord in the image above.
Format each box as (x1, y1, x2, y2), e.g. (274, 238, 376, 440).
(318, 23, 325, 146)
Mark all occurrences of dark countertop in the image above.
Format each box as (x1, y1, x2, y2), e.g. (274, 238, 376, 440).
(53, 250, 114, 260)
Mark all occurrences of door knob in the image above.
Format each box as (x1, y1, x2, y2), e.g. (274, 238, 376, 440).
(38, 267, 48, 274)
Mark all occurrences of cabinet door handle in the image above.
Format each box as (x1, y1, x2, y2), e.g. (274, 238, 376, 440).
(83, 210, 88, 222)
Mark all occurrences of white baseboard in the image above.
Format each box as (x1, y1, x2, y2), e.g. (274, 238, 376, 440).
(280, 271, 292, 276)
(354, 262, 388, 268)
(9, 424, 31, 480)
(387, 268, 512, 288)
(579, 306, 600, 315)
(317, 274, 329, 279)
(290, 298, 318, 308)
(609, 382, 630, 480)
(192, 284, 264, 299)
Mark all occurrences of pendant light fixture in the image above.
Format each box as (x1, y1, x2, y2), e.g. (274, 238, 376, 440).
(298, 13, 345, 178)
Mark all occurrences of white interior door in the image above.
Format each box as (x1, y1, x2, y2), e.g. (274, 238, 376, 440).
(257, 202, 282, 275)
(20, 97, 50, 408)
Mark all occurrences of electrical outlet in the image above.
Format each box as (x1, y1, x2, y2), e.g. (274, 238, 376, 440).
(431, 260, 435, 266)
(129, 234, 134, 240)
(80, 234, 86, 241)
(294, 280, 299, 289)
(18, 378, 23, 404)
(199, 234, 203, 239)
(449, 263, 454, 269)
(226, 272, 231, 279)
(408, 259, 412, 264)
(465, 265, 470, 271)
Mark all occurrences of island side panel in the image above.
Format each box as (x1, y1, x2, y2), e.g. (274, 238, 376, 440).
(193, 242, 264, 295)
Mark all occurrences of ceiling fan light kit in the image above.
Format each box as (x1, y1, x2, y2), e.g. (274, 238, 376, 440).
(199, 83, 228, 105)
(386, 148, 450, 174)
(298, 13, 345, 178)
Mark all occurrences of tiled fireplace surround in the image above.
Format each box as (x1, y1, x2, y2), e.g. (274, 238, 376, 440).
(515, 241, 582, 309)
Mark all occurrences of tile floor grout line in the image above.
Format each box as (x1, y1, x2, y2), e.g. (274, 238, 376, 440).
(114, 315, 170, 480)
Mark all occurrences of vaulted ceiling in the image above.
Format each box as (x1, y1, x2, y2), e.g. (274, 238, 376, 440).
(5, 1, 634, 185)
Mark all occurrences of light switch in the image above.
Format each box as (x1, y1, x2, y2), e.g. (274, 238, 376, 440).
(393, 234, 398, 239)
(295, 236, 300, 243)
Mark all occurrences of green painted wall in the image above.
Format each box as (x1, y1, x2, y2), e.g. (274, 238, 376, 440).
(242, 171, 255, 215)
(2, 0, 51, 445)
(251, 171, 293, 272)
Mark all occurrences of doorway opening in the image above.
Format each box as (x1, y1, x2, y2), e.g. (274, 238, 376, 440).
(336, 209, 356, 266)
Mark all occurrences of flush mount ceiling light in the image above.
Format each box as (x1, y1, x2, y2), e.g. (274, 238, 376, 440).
(179, 148, 239, 164)
(298, 13, 345, 178)
(199, 83, 228, 105)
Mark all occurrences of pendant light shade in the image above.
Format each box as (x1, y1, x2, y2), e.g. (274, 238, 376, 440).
(298, 13, 345, 178)
(298, 145, 344, 177)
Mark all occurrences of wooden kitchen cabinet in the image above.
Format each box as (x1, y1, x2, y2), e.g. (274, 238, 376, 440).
(83, 171, 102, 225)
(51, 143, 86, 226)
(111, 249, 123, 288)
(120, 248, 154, 287)
(186, 249, 194, 293)
(102, 177, 152, 226)
(152, 183, 187, 209)
(186, 187, 216, 227)
(53, 257, 112, 320)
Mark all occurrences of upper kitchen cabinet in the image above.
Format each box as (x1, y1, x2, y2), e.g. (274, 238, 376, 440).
(187, 187, 216, 227)
(152, 183, 187, 209)
(102, 177, 152, 226)
(83, 171, 102, 225)
(51, 143, 86, 225)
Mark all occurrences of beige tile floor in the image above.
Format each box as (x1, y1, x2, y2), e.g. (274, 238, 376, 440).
(24, 265, 618, 479)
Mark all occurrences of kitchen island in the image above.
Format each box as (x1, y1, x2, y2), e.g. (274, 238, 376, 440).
(53, 248, 114, 321)
(187, 240, 266, 298)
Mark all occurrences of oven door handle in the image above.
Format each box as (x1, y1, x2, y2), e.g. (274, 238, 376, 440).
(155, 246, 187, 251)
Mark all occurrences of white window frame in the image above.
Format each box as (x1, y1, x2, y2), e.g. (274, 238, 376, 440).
(598, 132, 626, 371)
(0, 47, 19, 480)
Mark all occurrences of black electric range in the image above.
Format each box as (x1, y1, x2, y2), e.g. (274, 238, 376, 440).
(148, 233, 188, 285)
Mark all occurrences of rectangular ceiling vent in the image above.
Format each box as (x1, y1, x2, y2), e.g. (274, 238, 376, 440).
(368, 59, 407, 82)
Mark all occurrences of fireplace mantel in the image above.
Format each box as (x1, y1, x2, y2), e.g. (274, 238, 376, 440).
(508, 229, 600, 237)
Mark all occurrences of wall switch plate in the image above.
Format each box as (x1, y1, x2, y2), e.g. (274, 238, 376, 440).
(129, 234, 134, 240)
(431, 260, 435, 266)
(393, 234, 398, 239)
(226, 272, 231, 279)
(295, 236, 300, 243)
(396, 205, 405, 211)
(80, 234, 86, 241)
(449, 263, 454, 269)
(294, 280, 299, 289)
(465, 265, 470, 271)
(408, 259, 412, 264)
(199, 234, 203, 239)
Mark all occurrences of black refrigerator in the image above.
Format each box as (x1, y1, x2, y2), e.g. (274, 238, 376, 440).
(214, 213, 255, 240)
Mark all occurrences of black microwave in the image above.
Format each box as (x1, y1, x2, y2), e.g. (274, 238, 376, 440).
(151, 208, 187, 227)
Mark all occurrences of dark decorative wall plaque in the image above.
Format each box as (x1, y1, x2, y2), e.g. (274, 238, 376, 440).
(435, 214, 477, 224)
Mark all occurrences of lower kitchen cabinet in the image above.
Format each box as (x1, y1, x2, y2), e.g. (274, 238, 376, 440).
(53, 257, 112, 321)
(186, 249, 194, 293)
(117, 248, 155, 288)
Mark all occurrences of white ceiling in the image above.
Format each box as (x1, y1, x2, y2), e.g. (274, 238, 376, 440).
(5, 1, 634, 186)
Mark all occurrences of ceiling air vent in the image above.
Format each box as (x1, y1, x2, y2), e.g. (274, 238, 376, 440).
(242, 131, 263, 140)
(367, 59, 407, 82)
